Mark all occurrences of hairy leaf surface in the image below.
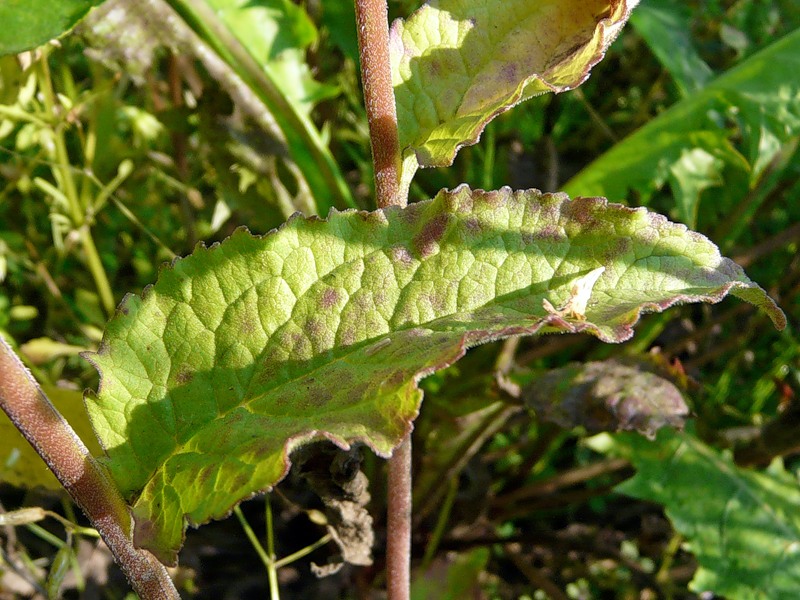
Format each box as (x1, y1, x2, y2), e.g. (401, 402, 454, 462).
(86, 187, 783, 563)
(593, 430, 800, 598)
(0, 0, 103, 55)
(390, 0, 639, 178)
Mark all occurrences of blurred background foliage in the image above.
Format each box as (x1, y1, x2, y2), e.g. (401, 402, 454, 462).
(0, 0, 798, 598)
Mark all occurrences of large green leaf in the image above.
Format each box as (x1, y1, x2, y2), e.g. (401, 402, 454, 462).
(592, 429, 800, 599)
(0, 0, 104, 55)
(391, 0, 639, 180)
(564, 29, 800, 226)
(85, 187, 783, 564)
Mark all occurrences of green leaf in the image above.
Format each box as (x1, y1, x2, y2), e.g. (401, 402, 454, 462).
(0, 387, 102, 491)
(564, 29, 800, 215)
(667, 147, 725, 229)
(205, 0, 338, 117)
(629, 0, 713, 97)
(391, 0, 639, 177)
(85, 187, 784, 564)
(594, 429, 800, 599)
(0, 0, 104, 55)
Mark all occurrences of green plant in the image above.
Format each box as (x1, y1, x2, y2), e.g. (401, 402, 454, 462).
(0, 1, 794, 599)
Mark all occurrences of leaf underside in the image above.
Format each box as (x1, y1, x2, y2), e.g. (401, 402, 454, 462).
(391, 0, 639, 175)
(600, 430, 800, 598)
(85, 187, 783, 564)
(524, 358, 690, 438)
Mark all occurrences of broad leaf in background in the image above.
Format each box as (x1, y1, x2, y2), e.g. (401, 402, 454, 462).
(86, 186, 783, 564)
(565, 29, 800, 228)
(0, 0, 105, 55)
(591, 429, 800, 598)
(390, 0, 639, 182)
(524, 359, 689, 438)
(205, 0, 338, 117)
(0, 387, 102, 491)
(629, 0, 713, 96)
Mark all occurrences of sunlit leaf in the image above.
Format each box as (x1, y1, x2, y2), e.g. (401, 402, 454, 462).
(667, 147, 725, 228)
(391, 0, 639, 180)
(86, 187, 783, 564)
(206, 0, 338, 116)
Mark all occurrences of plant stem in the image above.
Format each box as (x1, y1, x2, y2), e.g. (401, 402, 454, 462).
(353, 2, 410, 597)
(36, 55, 116, 317)
(0, 336, 179, 599)
(273, 533, 332, 569)
(493, 457, 630, 508)
(233, 505, 272, 575)
(265, 494, 281, 600)
(355, 0, 404, 208)
(386, 435, 412, 600)
(420, 476, 457, 570)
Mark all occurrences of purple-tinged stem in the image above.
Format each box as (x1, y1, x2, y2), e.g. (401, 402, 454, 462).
(355, 0, 404, 208)
(354, 2, 411, 597)
(0, 336, 179, 600)
(386, 435, 412, 600)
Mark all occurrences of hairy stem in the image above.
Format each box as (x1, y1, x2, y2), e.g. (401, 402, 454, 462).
(355, 0, 403, 208)
(354, 2, 410, 596)
(0, 336, 179, 600)
(386, 435, 412, 600)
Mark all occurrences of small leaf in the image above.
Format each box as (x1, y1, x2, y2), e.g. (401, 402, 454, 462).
(86, 187, 783, 564)
(20, 337, 86, 366)
(0, 507, 47, 526)
(391, 0, 639, 176)
(46, 543, 73, 600)
(524, 359, 689, 438)
(667, 147, 725, 228)
(0, 0, 104, 55)
(595, 429, 800, 598)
